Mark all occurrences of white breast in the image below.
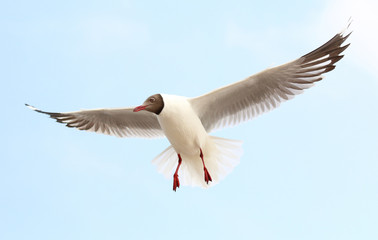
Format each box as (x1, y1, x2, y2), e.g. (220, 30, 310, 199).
(157, 94, 208, 156)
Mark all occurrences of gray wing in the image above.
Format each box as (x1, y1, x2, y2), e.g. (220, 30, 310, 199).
(26, 104, 164, 138)
(190, 29, 351, 133)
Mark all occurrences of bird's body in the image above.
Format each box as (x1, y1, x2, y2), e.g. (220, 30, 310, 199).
(27, 24, 351, 191)
(158, 94, 206, 156)
(154, 94, 242, 188)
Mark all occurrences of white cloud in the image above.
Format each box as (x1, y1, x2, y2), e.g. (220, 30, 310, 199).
(225, 1, 378, 81)
(317, 0, 378, 80)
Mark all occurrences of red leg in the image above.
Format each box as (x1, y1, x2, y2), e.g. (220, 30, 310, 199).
(173, 154, 182, 191)
(200, 149, 212, 184)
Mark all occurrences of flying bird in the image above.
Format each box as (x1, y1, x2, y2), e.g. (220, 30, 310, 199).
(27, 26, 351, 191)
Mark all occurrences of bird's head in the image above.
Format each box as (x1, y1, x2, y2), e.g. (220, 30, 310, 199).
(133, 94, 164, 115)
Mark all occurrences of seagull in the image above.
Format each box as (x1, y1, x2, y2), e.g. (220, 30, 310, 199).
(27, 25, 351, 191)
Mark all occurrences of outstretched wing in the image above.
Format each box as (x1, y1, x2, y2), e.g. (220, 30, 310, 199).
(190, 28, 351, 132)
(26, 104, 164, 138)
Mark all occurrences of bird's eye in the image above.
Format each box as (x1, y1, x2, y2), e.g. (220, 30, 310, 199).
(149, 97, 156, 103)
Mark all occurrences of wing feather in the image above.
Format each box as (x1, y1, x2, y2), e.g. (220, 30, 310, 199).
(26, 104, 164, 138)
(190, 28, 351, 132)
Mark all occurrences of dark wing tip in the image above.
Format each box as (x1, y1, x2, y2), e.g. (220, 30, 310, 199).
(290, 23, 351, 85)
(25, 104, 67, 122)
(26, 105, 98, 132)
(301, 31, 351, 62)
(301, 19, 352, 63)
(298, 22, 352, 75)
(25, 103, 42, 113)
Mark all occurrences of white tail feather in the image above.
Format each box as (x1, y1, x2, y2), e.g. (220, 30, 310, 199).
(152, 136, 243, 188)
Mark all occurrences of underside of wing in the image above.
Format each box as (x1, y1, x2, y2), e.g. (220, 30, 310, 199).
(26, 104, 164, 138)
(190, 27, 351, 132)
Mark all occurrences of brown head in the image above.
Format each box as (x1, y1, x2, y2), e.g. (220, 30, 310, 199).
(133, 94, 164, 115)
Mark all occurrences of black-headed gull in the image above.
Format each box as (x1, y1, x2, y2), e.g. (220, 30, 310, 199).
(27, 27, 351, 191)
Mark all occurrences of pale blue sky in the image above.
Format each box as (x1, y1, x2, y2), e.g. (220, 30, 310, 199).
(1, 0, 377, 240)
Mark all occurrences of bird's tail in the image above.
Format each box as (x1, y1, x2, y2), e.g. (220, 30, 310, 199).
(152, 136, 243, 188)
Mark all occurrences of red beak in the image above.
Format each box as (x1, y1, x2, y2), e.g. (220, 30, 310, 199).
(133, 105, 146, 112)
